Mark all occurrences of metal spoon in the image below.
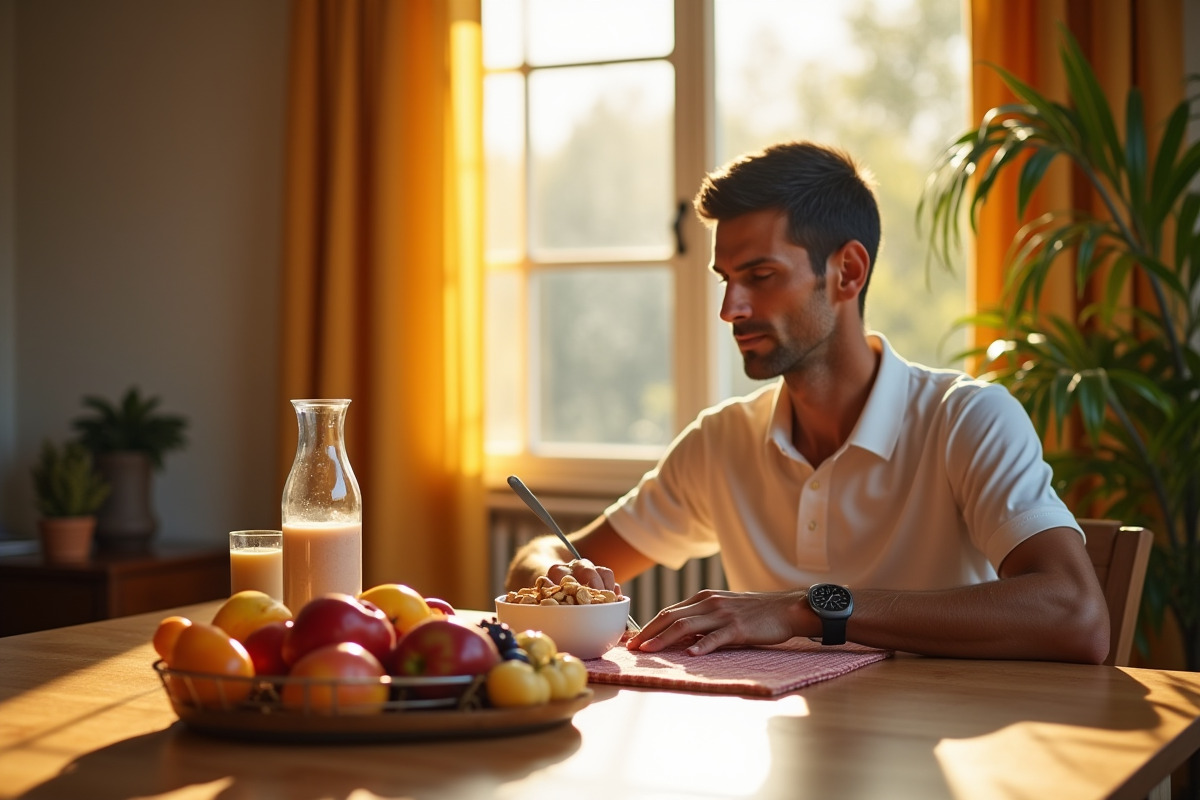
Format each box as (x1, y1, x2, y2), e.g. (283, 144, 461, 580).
(507, 475, 641, 633)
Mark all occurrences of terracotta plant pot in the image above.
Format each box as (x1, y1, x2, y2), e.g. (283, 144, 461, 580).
(38, 516, 97, 562)
(94, 451, 158, 552)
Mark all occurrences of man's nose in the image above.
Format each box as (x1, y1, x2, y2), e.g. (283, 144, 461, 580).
(719, 284, 750, 323)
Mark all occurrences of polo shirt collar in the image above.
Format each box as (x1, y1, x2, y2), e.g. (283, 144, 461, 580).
(851, 333, 906, 459)
(766, 332, 906, 462)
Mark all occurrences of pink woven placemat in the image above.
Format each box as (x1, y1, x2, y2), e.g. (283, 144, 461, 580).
(585, 638, 891, 697)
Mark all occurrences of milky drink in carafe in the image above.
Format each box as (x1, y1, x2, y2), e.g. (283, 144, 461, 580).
(281, 520, 362, 608)
(281, 399, 363, 611)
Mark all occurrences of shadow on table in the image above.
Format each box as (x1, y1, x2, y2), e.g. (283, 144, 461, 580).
(18, 720, 583, 800)
(754, 659, 1190, 799)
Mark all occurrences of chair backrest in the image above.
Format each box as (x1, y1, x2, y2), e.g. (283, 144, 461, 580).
(1078, 519, 1153, 667)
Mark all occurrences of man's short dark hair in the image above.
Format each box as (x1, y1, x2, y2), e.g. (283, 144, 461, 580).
(694, 141, 881, 314)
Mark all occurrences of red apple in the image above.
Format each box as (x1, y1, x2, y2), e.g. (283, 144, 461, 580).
(243, 619, 292, 676)
(389, 617, 501, 697)
(282, 593, 396, 667)
(425, 597, 456, 616)
(280, 642, 388, 715)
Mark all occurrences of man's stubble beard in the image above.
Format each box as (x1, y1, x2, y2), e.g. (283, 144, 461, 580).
(739, 289, 835, 381)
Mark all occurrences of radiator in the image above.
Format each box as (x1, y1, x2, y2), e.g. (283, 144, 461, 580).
(488, 493, 727, 626)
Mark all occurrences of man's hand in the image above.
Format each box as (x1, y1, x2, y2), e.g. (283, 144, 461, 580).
(505, 517, 656, 594)
(626, 589, 814, 655)
(546, 558, 621, 595)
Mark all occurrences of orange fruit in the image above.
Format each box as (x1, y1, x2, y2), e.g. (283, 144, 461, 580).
(153, 615, 193, 662)
(167, 622, 255, 709)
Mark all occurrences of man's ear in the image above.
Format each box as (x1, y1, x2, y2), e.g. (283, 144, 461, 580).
(828, 240, 870, 301)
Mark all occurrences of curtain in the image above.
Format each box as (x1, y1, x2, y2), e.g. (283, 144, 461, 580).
(278, 0, 487, 608)
(969, 0, 1186, 669)
(968, 0, 1185, 348)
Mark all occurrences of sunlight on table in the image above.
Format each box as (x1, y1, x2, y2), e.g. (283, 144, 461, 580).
(541, 690, 809, 798)
(936, 721, 1151, 800)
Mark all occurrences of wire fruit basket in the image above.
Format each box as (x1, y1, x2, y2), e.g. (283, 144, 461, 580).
(153, 661, 592, 742)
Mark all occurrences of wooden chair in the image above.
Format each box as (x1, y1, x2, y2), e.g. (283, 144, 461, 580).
(1078, 519, 1153, 668)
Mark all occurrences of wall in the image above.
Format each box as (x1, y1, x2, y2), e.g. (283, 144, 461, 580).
(2, 0, 289, 546)
(0, 0, 15, 540)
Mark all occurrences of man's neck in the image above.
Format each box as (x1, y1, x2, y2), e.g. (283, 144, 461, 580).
(784, 334, 882, 467)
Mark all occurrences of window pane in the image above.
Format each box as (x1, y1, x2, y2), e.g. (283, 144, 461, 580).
(527, 0, 674, 66)
(482, 0, 523, 69)
(485, 270, 524, 453)
(528, 62, 674, 257)
(535, 267, 672, 446)
(484, 72, 525, 260)
(713, 0, 968, 390)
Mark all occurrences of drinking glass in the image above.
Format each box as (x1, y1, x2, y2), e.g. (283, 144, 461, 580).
(229, 530, 284, 600)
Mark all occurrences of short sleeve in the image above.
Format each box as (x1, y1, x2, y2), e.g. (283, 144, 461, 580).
(604, 420, 722, 570)
(942, 382, 1083, 569)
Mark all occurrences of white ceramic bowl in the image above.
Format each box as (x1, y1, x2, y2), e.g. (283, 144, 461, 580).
(494, 595, 631, 660)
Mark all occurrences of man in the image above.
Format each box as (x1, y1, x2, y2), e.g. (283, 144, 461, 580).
(507, 141, 1109, 664)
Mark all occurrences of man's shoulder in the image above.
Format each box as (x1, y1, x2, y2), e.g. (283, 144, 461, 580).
(878, 341, 1026, 431)
(883, 343, 1007, 407)
(696, 381, 780, 421)
(675, 381, 780, 450)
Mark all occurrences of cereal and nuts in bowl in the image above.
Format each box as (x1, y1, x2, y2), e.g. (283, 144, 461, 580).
(496, 575, 631, 660)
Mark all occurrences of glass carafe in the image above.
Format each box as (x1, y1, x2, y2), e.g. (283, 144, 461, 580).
(281, 399, 362, 611)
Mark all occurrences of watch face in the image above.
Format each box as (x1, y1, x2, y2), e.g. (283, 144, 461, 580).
(809, 584, 852, 612)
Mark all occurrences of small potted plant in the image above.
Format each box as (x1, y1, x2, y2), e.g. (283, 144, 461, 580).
(72, 386, 189, 552)
(32, 440, 111, 562)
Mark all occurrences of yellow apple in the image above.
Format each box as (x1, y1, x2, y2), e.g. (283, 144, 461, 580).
(358, 583, 433, 636)
(515, 629, 557, 669)
(211, 590, 293, 644)
(550, 653, 588, 698)
(486, 659, 550, 707)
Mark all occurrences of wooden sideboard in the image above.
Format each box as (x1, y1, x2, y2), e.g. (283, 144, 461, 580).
(0, 545, 229, 636)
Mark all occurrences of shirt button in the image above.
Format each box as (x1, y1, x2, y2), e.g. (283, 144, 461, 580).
(807, 520, 817, 531)
(810, 480, 820, 490)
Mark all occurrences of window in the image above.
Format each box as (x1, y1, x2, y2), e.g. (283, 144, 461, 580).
(483, 0, 967, 494)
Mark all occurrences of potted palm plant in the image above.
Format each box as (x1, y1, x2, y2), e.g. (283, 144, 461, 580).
(919, 28, 1200, 670)
(32, 440, 111, 562)
(71, 386, 189, 552)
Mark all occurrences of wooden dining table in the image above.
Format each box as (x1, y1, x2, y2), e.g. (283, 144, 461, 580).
(2, 600, 1199, 800)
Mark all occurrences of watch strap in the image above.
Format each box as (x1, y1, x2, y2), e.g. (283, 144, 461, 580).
(820, 616, 847, 646)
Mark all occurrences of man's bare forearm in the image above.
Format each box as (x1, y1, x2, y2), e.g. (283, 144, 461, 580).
(843, 574, 1108, 662)
(628, 527, 1111, 664)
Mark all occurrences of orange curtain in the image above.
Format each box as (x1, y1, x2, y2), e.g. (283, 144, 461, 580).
(967, 0, 1185, 349)
(278, 0, 488, 608)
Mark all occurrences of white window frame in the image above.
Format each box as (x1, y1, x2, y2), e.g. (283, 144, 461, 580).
(483, 1, 718, 498)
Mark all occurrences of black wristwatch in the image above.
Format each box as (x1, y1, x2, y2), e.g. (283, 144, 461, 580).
(807, 583, 853, 645)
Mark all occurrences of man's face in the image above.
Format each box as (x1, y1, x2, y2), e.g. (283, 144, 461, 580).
(711, 209, 836, 380)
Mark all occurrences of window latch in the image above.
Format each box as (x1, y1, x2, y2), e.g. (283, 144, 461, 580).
(673, 200, 688, 256)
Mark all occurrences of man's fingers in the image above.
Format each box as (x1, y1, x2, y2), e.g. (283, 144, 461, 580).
(544, 561, 615, 592)
(594, 565, 617, 592)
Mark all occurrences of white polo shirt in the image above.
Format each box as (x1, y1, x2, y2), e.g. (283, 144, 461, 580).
(605, 334, 1082, 592)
